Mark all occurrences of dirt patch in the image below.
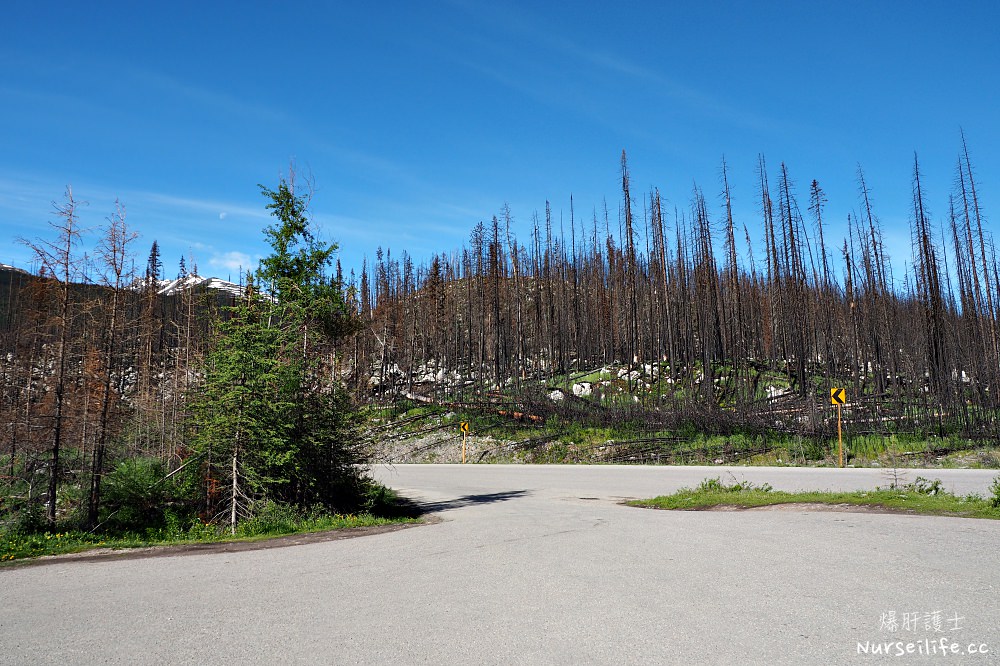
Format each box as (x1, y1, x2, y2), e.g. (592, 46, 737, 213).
(4, 519, 435, 570)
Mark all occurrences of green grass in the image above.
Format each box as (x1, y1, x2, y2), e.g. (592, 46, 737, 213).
(572, 368, 612, 384)
(364, 369, 1000, 468)
(628, 475, 1000, 520)
(458, 410, 1000, 468)
(0, 511, 417, 564)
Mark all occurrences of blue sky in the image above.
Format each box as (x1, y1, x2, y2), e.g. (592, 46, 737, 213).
(2, 1, 997, 283)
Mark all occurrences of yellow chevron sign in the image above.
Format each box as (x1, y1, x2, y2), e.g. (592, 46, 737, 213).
(460, 421, 470, 434)
(830, 387, 846, 405)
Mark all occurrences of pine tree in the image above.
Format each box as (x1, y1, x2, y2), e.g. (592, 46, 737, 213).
(145, 241, 162, 285)
(189, 275, 294, 531)
(188, 173, 360, 532)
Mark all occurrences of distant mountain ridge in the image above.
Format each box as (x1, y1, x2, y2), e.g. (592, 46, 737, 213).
(0, 263, 30, 276)
(1, 262, 243, 298)
(153, 274, 243, 298)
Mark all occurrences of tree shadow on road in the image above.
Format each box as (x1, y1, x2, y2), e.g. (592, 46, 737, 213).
(395, 490, 531, 515)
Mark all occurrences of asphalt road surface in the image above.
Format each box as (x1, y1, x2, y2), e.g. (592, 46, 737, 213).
(2, 464, 998, 665)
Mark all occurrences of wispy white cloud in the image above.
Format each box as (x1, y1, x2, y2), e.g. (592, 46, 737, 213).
(0, 85, 109, 117)
(0, 170, 273, 274)
(8, 52, 293, 128)
(208, 250, 256, 273)
(442, 2, 781, 137)
(119, 64, 291, 125)
(0, 170, 270, 224)
(137, 190, 270, 220)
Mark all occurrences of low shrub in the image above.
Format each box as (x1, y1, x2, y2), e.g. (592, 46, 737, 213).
(100, 457, 190, 533)
(696, 476, 773, 493)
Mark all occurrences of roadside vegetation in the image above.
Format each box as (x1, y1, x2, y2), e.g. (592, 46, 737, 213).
(628, 475, 1000, 519)
(1, 493, 415, 563)
(366, 397, 1000, 468)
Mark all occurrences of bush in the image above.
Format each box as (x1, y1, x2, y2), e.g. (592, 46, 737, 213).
(237, 501, 302, 537)
(798, 438, 827, 461)
(101, 458, 185, 533)
(990, 476, 1000, 509)
(3, 501, 46, 536)
(911, 476, 943, 496)
(696, 476, 773, 493)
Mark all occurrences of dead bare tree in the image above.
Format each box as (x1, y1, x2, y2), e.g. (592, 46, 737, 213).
(19, 187, 86, 527)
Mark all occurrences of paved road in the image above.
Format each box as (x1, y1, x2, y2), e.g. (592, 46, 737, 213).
(2, 465, 998, 665)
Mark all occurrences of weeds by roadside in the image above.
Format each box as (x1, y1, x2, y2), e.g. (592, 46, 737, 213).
(1, 482, 419, 564)
(0, 510, 415, 563)
(629, 474, 1000, 520)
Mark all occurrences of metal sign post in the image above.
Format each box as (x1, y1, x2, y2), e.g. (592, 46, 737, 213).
(830, 388, 846, 467)
(460, 422, 470, 464)
(837, 403, 842, 467)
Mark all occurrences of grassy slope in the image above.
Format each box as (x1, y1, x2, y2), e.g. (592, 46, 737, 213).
(375, 401, 1000, 468)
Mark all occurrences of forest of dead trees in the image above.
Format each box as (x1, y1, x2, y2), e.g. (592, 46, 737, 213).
(1, 140, 999, 527)
(0, 194, 223, 526)
(346, 142, 1000, 443)
(0, 179, 358, 529)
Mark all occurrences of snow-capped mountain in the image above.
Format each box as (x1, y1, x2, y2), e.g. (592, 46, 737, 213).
(0, 263, 30, 276)
(0, 263, 243, 298)
(153, 274, 244, 297)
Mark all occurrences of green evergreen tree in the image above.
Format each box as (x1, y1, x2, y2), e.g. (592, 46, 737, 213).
(187, 176, 361, 532)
